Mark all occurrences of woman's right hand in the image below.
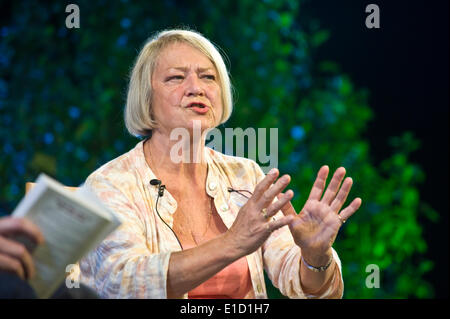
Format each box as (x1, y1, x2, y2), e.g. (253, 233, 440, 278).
(225, 168, 295, 258)
(0, 217, 44, 280)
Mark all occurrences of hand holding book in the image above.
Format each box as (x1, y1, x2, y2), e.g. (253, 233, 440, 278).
(0, 216, 44, 280)
(7, 173, 121, 298)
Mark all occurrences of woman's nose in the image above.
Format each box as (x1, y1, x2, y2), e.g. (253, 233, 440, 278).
(185, 75, 204, 96)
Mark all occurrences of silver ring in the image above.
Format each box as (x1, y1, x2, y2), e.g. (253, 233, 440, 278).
(338, 215, 346, 224)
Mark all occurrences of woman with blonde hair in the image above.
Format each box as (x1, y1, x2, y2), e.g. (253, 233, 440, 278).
(78, 28, 362, 299)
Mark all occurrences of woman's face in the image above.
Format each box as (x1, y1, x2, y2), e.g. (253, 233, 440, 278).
(151, 42, 223, 135)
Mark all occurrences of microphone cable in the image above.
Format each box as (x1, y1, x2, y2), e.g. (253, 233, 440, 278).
(151, 180, 184, 251)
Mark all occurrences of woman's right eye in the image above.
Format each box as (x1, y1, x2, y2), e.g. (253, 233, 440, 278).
(167, 75, 184, 81)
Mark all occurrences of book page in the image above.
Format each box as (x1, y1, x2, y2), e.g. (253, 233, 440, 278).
(24, 188, 111, 298)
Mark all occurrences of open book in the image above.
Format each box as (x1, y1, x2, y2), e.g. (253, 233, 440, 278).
(12, 173, 121, 298)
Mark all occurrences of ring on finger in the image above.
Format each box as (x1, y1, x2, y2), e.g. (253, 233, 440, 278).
(338, 215, 346, 224)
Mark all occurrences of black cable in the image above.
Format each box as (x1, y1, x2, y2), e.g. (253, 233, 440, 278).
(227, 187, 253, 199)
(154, 189, 184, 251)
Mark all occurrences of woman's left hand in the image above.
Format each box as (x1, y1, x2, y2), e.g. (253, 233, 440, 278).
(278, 165, 362, 264)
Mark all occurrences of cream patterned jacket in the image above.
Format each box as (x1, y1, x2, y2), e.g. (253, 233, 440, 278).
(78, 140, 344, 299)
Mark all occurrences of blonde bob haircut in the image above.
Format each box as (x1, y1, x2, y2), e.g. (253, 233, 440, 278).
(124, 28, 233, 137)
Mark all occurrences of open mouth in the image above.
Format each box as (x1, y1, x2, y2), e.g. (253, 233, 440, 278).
(185, 102, 209, 114)
(187, 102, 208, 109)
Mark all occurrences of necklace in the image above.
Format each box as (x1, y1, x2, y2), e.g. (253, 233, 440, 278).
(146, 140, 214, 246)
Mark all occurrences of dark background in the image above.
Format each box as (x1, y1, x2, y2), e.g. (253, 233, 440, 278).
(301, 0, 448, 297)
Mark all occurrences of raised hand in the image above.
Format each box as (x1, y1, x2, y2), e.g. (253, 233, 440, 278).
(226, 168, 295, 258)
(279, 166, 362, 264)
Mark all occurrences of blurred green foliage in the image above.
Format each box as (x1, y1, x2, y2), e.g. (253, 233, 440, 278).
(0, 0, 438, 298)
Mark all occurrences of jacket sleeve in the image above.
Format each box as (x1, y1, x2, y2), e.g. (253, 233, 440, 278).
(250, 161, 344, 299)
(78, 173, 173, 299)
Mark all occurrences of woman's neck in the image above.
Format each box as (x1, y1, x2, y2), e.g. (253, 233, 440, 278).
(144, 130, 208, 184)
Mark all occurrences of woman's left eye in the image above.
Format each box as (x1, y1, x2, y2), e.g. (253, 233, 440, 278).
(202, 75, 216, 80)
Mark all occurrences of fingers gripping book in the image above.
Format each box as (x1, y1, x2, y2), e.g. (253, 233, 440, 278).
(12, 173, 121, 298)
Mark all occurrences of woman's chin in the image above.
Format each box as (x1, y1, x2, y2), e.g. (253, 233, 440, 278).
(185, 119, 216, 133)
(164, 118, 217, 138)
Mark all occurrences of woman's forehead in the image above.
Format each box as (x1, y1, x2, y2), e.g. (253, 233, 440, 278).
(155, 42, 216, 71)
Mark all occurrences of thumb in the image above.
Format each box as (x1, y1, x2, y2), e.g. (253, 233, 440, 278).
(276, 193, 297, 217)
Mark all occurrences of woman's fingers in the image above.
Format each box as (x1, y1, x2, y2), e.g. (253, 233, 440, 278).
(276, 193, 297, 217)
(265, 190, 294, 218)
(256, 174, 291, 211)
(268, 215, 295, 232)
(321, 167, 346, 205)
(252, 168, 280, 201)
(338, 198, 362, 223)
(330, 177, 353, 213)
(0, 236, 35, 279)
(307, 165, 329, 201)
